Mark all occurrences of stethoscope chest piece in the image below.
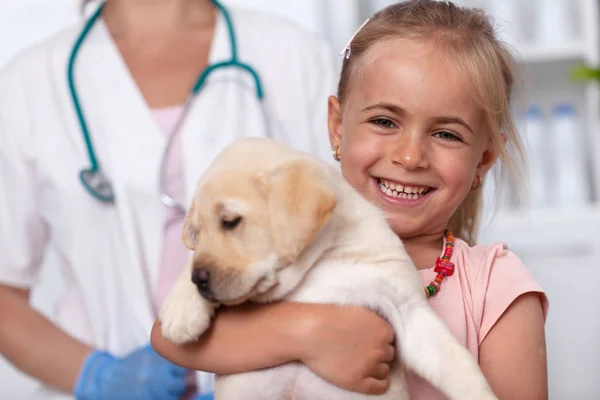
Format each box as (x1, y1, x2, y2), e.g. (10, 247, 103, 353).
(79, 168, 115, 203)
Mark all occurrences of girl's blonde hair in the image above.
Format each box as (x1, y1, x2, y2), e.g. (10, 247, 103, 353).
(338, 0, 526, 245)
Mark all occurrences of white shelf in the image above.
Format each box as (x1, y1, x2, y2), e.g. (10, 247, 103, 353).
(491, 203, 600, 225)
(479, 205, 600, 256)
(482, 204, 600, 234)
(515, 41, 589, 64)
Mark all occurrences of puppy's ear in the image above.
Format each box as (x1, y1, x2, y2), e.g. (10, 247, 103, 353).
(182, 199, 199, 250)
(258, 159, 337, 263)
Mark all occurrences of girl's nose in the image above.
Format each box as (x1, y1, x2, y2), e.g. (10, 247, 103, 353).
(390, 134, 429, 170)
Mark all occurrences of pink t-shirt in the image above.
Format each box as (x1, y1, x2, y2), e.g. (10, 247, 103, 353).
(152, 105, 189, 312)
(409, 238, 549, 399)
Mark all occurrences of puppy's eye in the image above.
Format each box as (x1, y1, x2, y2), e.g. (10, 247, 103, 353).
(221, 216, 242, 230)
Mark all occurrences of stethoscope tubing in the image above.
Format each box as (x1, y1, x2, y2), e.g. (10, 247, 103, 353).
(68, 0, 268, 207)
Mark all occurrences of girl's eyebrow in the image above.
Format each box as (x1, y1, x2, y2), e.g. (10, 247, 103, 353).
(362, 103, 406, 116)
(430, 116, 475, 135)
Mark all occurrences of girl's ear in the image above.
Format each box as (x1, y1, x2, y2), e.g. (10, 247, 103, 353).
(327, 95, 343, 150)
(477, 141, 499, 178)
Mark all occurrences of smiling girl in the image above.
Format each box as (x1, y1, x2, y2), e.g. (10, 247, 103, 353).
(152, 1, 549, 398)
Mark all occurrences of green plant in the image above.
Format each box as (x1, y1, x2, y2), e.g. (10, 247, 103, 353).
(571, 64, 600, 82)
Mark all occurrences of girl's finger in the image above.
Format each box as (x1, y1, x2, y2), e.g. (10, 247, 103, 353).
(371, 362, 390, 380)
(359, 377, 390, 395)
(383, 344, 396, 362)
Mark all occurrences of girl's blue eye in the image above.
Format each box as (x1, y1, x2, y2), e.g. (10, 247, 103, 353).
(370, 118, 397, 129)
(433, 130, 462, 142)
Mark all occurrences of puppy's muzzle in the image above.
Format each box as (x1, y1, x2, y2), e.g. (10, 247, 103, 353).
(191, 267, 215, 301)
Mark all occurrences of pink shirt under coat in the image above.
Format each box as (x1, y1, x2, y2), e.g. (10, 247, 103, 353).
(152, 105, 189, 312)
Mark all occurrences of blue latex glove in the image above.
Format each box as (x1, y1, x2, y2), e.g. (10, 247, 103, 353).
(74, 344, 189, 400)
(193, 393, 214, 400)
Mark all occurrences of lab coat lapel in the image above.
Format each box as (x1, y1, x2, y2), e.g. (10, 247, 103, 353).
(77, 19, 165, 332)
(181, 11, 268, 204)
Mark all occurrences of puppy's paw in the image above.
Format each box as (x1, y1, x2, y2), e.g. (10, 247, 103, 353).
(461, 390, 497, 400)
(471, 386, 498, 400)
(452, 377, 498, 400)
(159, 291, 214, 345)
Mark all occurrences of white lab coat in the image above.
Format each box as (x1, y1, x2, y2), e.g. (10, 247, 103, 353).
(0, 6, 336, 399)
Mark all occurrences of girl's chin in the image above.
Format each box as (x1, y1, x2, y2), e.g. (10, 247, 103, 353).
(385, 218, 422, 238)
(384, 210, 454, 243)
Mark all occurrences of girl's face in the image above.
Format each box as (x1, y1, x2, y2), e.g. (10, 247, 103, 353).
(328, 39, 496, 239)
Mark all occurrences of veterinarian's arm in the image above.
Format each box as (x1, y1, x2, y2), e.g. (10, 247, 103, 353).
(151, 301, 395, 395)
(479, 293, 548, 399)
(0, 284, 93, 393)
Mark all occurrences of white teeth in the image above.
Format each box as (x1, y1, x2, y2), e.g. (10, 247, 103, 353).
(378, 179, 430, 200)
(379, 180, 428, 194)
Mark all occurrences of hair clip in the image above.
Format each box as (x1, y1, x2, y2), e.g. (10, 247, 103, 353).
(339, 18, 370, 60)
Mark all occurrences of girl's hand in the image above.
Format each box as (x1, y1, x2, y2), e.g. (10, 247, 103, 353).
(297, 305, 396, 395)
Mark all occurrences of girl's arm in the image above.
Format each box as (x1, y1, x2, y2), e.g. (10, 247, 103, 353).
(479, 293, 548, 399)
(151, 301, 395, 395)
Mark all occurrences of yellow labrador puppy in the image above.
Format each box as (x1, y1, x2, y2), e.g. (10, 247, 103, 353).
(159, 138, 497, 400)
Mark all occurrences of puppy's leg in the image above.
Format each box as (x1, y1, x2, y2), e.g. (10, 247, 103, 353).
(381, 286, 497, 400)
(287, 262, 495, 399)
(159, 257, 217, 344)
(215, 364, 299, 400)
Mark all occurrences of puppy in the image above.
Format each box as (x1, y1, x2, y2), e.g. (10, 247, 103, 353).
(159, 137, 497, 400)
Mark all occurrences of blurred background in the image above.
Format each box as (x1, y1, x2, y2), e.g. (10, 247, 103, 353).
(1, 0, 599, 398)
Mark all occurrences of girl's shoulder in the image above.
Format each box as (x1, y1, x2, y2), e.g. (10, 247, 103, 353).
(452, 238, 549, 340)
(453, 238, 539, 289)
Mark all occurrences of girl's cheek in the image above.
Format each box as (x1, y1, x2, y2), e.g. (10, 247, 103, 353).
(346, 145, 378, 169)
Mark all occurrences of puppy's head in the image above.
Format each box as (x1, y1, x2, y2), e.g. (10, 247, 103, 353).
(183, 139, 337, 305)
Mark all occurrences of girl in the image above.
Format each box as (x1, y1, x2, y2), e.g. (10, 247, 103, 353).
(151, 1, 549, 399)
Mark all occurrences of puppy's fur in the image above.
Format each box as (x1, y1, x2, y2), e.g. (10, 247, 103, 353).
(159, 138, 497, 400)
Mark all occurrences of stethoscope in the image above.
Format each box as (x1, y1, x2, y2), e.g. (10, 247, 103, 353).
(68, 0, 270, 212)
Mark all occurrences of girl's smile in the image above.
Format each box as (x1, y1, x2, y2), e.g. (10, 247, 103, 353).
(373, 177, 435, 208)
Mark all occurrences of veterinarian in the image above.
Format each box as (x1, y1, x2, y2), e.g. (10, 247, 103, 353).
(0, 0, 335, 399)
(151, 1, 549, 399)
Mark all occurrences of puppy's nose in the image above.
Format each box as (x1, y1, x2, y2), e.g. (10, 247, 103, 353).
(191, 268, 213, 300)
